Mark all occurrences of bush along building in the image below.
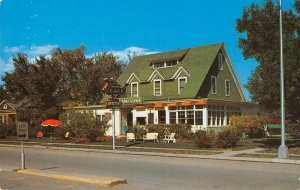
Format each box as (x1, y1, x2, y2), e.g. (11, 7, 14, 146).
(66, 42, 259, 136)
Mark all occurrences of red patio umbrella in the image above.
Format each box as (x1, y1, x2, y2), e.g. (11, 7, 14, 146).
(41, 119, 64, 138)
(41, 119, 64, 127)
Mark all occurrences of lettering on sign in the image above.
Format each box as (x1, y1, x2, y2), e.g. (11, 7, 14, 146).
(17, 122, 28, 140)
(108, 86, 126, 95)
(105, 99, 122, 108)
(119, 97, 143, 103)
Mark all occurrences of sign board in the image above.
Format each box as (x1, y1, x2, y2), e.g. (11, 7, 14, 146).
(108, 85, 126, 95)
(17, 121, 28, 140)
(118, 97, 143, 104)
(105, 99, 122, 108)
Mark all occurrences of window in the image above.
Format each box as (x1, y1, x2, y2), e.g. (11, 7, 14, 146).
(186, 111, 194, 125)
(178, 77, 187, 95)
(153, 62, 165, 68)
(0, 115, 8, 124)
(211, 76, 217, 94)
(166, 60, 177, 67)
(218, 53, 223, 70)
(178, 111, 185, 124)
(153, 60, 178, 68)
(195, 111, 203, 125)
(225, 80, 230, 96)
(153, 80, 161, 96)
(131, 82, 138, 97)
(170, 112, 176, 124)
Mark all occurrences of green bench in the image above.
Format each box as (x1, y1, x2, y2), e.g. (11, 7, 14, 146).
(264, 124, 281, 138)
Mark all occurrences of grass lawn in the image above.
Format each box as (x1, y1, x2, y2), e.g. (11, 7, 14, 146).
(2, 136, 299, 156)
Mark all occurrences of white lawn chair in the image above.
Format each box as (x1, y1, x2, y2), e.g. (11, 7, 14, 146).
(126, 133, 136, 142)
(164, 133, 176, 143)
(143, 133, 158, 142)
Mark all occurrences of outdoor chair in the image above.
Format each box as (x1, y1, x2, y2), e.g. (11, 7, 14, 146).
(37, 131, 43, 140)
(239, 132, 248, 144)
(163, 133, 176, 143)
(143, 133, 158, 142)
(126, 133, 136, 142)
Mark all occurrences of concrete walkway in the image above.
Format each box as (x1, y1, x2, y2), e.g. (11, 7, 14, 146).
(213, 148, 265, 158)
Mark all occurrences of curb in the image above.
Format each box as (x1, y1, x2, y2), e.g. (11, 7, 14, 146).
(1, 143, 300, 165)
(16, 169, 127, 187)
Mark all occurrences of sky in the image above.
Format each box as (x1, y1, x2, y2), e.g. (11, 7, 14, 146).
(0, 0, 296, 100)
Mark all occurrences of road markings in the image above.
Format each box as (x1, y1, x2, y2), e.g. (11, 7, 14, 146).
(16, 169, 127, 187)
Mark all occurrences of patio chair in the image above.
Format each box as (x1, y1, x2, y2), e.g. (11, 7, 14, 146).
(143, 133, 158, 142)
(37, 131, 43, 140)
(126, 133, 136, 142)
(239, 132, 248, 144)
(163, 133, 176, 143)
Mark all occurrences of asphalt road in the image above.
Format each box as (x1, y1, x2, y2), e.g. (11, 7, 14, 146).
(0, 146, 300, 190)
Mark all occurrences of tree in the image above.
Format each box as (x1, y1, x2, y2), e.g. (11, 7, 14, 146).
(2, 45, 125, 128)
(236, 0, 300, 121)
(0, 85, 8, 100)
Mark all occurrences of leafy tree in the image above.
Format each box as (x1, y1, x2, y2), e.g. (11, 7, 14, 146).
(236, 0, 300, 121)
(0, 85, 8, 100)
(1, 46, 124, 128)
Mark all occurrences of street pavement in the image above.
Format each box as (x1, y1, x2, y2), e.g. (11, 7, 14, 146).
(1, 146, 300, 190)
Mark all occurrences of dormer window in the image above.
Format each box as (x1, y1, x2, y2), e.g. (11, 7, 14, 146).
(153, 59, 178, 68)
(178, 77, 187, 95)
(153, 62, 165, 68)
(218, 53, 223, 70)
(153, 79, 162, 96)
(166, 60, 177, 67)
(131, 82, 138, 97)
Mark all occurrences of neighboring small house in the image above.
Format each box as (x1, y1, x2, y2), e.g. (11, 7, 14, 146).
(0, 100, 17, 126)
(66, 42, 259, 136)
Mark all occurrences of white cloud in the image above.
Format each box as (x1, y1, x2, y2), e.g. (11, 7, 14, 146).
(0, 58, 14, 79)
(90, 46, 159, 63)
(3, 44, 58, 57)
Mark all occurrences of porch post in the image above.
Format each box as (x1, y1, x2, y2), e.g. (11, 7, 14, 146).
(203, 106, 208, 128)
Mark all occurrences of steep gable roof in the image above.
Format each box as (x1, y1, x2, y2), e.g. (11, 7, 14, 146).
(117, 42, 245, 100)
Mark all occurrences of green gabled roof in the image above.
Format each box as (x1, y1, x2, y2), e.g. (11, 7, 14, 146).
(180, 43, 223, 98)
(116, 42, 224, 99)
(116, 48, 190, 84)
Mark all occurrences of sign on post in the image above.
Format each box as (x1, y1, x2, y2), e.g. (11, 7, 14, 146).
(105, 99, 122, 109)
(17, 121, 28, 141)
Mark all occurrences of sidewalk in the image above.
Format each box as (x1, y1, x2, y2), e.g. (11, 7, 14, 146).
(0, 139, 300, 165)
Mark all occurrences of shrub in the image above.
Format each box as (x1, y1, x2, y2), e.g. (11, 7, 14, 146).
(127, 125, 147, 139)
(216, 126, 242, 148)
(146, 124, 170, 139)
(85, 122, 108, 142)
(229, 115, 266, 138)
(59, 110, 108, 142)
(193, 130, 215, 148)
(143, 124, 192, 140)
(287, 121, 300, 138)
(0, 124, 11, 138)
(167, 124, 192, 140)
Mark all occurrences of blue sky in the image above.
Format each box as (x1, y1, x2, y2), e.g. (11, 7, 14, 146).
(0, 0, 296, 99)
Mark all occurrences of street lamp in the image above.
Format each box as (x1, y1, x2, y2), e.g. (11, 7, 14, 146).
(277, 0, 289, 159)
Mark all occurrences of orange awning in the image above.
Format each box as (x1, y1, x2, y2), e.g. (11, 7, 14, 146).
(194, 100, 208, 105)
(179, 102, 193, 106)
(167, 102, 177, 107)
(153, 103, 164, 108)
(135, 105, 145, 109)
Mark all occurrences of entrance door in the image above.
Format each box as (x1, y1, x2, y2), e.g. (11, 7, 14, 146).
(148, 113, 154, 124)
(127, 113, 133, 127)
(158, 110, 166, 124)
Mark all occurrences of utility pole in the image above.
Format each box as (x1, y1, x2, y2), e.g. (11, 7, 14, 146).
(277, 0, 289, 159)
